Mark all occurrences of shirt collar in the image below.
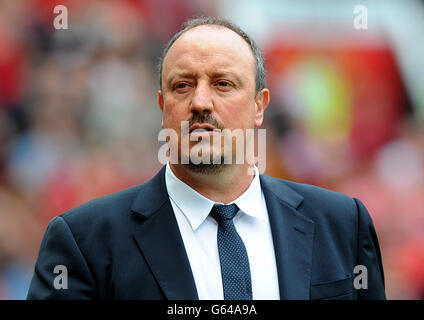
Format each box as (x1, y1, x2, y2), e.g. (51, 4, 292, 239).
(165, 163, 265, 231)
(232, 165, 265, 222)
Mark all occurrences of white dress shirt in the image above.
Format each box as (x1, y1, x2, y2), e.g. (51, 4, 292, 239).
(165, 163, 280, 300)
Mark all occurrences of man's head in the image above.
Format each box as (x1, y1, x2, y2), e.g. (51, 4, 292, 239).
(157, 17, 270, 173)
(158, 16, 266, 95)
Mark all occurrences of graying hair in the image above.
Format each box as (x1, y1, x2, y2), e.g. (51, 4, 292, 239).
(158, 16, 266, 94)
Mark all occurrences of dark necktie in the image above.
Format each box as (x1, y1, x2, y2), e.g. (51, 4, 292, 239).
(210, 204, 253, 300)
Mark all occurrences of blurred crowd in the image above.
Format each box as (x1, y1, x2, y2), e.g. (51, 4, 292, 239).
(0, 0, 423, 299)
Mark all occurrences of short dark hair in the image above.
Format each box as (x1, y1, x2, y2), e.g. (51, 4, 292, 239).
(158, 16, 266, 94)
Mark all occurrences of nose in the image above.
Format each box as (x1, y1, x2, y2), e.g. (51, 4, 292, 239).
(190, 82, 214, 115)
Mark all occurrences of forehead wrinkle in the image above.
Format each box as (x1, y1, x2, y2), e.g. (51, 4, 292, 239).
(166, 56, 243, 82)
(164, 51, 253, 91)
(162, 26, 255, 85)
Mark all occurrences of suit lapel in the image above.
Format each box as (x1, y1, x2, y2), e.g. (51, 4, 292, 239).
(260, 175, 315, 299)
(131, 167, 198, 300)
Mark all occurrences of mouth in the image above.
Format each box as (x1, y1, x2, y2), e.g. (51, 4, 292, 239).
(188, 123, 220, 138)
(189, 123, 218, 133)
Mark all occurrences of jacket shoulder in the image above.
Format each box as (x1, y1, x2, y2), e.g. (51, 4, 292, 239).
(260, 174, 358, 222)
(60, 184, 142, 224)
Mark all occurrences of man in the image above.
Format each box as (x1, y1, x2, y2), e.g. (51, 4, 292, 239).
(27, 17, 386, 300)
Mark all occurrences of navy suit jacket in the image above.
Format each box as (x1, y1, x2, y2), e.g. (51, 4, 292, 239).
(27, 166, 386, 299)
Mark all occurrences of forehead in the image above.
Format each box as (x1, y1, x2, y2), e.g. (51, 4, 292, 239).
(162, 25, 255, 81)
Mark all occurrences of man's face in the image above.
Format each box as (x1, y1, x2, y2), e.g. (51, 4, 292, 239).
(158, 25, 269, 169)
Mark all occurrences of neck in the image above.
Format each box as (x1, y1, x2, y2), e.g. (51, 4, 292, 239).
(169, 163, 255, 204)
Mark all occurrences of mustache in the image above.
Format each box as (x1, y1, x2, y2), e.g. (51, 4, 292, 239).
(188, 113, 225, 131)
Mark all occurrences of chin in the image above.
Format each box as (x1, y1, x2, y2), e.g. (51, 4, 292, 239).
(184, 159, 228, 175)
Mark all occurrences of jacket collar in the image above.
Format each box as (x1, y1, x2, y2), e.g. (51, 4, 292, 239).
(260, 174, 315, 299)
(131, 166, 199, 300)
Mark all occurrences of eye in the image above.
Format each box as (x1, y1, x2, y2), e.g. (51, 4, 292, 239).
(175, 83, 188, 89)
(174, 82, 191, 93)
(215, 80, 233, 91)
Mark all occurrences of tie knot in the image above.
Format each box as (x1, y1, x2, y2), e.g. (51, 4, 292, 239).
(210, 204, 239, 223)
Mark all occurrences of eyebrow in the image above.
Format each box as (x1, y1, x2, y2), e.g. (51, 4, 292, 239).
(166, 70, 243, 87)
(167, 72, 197, 82)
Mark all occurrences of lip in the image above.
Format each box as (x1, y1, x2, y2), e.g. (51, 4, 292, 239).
(189, 123, 217, 133)
(189, 130, 220, 139)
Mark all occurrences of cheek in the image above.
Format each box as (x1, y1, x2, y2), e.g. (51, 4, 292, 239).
(223, 98, 256, 128)
(163, 104, 186, 127)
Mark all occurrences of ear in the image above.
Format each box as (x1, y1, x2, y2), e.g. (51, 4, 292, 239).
(158, 90, 164, 112)
(158, 90, 164, 128)
(254, 88, 270, 128)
